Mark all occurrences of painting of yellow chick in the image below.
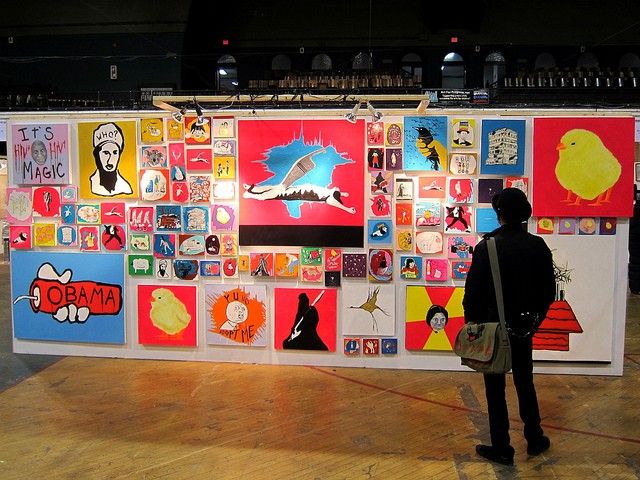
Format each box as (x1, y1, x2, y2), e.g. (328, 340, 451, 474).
(555, 129, 621, 206)
(149, 287, 191, 335)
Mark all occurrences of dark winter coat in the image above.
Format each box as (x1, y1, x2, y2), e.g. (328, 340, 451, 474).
(628, 201, 640, 292)
(463, 223, 556, 336)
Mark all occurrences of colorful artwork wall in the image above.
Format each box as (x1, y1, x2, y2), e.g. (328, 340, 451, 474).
(4, 111, 634, 375)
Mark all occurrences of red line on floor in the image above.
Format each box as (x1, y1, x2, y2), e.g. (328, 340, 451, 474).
(308, 365, 640, 445)
(624, 354, 640, 366)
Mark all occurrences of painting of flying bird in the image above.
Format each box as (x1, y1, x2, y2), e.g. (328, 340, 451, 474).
(238, 119, 365, 247)
(532, 117, 634, 218)
(342, 284, 395, 336)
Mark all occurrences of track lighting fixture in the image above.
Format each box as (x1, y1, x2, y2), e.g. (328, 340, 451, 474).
(171, 105, 189, 123)
(367, 102, 384, 122)
(344, 101, 362, 123)
(193, 97, 209, 126)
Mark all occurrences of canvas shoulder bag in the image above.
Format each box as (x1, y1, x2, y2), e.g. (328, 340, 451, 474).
(454, 237, 512, 374)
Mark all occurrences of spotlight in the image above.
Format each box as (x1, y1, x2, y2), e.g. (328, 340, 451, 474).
(193, 97, 209, 126)
(367, 102, 384, 122)
(171, 105, 188, 123)
(344, 101, 362, 123)
(416, 98, 430, 114)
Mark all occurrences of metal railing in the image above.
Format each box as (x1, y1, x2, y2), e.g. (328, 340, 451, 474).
(0, 86, 638, 112)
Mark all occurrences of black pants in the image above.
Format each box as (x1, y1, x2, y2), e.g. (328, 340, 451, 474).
(482, 335, 544, 449)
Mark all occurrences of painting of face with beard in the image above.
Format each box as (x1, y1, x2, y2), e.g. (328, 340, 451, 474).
(77, 120, 139, 199)
(88, 123, 133, 197)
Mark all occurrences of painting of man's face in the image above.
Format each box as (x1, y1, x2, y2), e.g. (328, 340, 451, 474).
(429, 312, 447, 331)
(97, 142, 121, 172)
(31, 140, 47, 165)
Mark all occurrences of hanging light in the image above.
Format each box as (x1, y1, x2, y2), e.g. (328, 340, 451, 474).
(171, 105, 189, 123)
(344, 101, 362, 123)
(193, 97, 209, 126)
(367, 102, 384, 122)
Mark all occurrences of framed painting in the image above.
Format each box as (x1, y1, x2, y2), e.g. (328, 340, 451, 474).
(403, 116, 448, 171)
(10, 123, 70, 185)
(368, 248, 393, 282)
(449, 152, 477, 175)
(418, 175, 446, 199)
(77, 205, 101, 226)
(371, 170, 393, 195)
(367, 120, 384, 145)
(223, 257, 239, 277)
(211, 117, 234, 138)
(11, 251, 126, 344)
(342, 253, 367, 278)
(415, 231, 443, 254)
(32, 186, 61, 217)
(186, 148, 213, 172)
(5, 187, 32, 223)
(405, 285, 465, 351)
(137, 284, 198, 347)
(367, 219, 392, 244)
(451, 118, 476, 148)
(184, 116, 211, 144)
(532, 116, 634, 217)
(370, 194, 391, 217)
(238, 119, 365, 247)
(367, 148, 384, 170)
(205, 284, 267, 346)
(480, 119, 526, 175)
(274, 287, 337, 351)
(477, 178, 504, 204)
(534, 235, 614, 361)
(201, 259, 221, 276)
(139, 169, 170, 202)
(33, 223, 56, 247)
(9, 225, 31, 249)
(166, 117, 184, 141)
(342, 284, 395, 336)
(57, 225, 77, 247)
(386, 148, 403, 170)
(140, 118, 164, 143)
(399, 255, 422, 280)
(424, 258, 448, 281)
(141, 145, 168, 168)
(77, 121, 138, 199)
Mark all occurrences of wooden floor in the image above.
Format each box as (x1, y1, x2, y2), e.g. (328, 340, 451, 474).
(1, 286, 639, 478)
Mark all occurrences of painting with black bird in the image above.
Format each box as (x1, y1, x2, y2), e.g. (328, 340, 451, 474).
(403, 116, 448, 171)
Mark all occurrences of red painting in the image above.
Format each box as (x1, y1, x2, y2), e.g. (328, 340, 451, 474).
(532, 117, 634, 217)
(137, 284, 198, 347)
(238, 119, 365, 247)
(274, 287, 337, 351)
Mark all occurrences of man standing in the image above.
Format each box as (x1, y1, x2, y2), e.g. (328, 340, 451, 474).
(462, 188, 556, 466)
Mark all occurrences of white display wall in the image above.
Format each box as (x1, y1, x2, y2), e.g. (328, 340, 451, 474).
(5, 108, 634, 376)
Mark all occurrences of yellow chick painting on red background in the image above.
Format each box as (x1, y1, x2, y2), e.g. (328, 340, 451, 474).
(137, 284, 198, 346)
(532, 117, 634, 218)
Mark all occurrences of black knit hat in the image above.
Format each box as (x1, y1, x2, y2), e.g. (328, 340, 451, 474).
(491, 187, 532, 224)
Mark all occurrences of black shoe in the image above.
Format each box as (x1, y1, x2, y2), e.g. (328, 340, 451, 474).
(475, 444, 514, 466)
(527, 435, 550, 456)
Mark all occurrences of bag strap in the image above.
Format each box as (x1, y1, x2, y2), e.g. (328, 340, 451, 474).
(487, 237, 508, 336)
